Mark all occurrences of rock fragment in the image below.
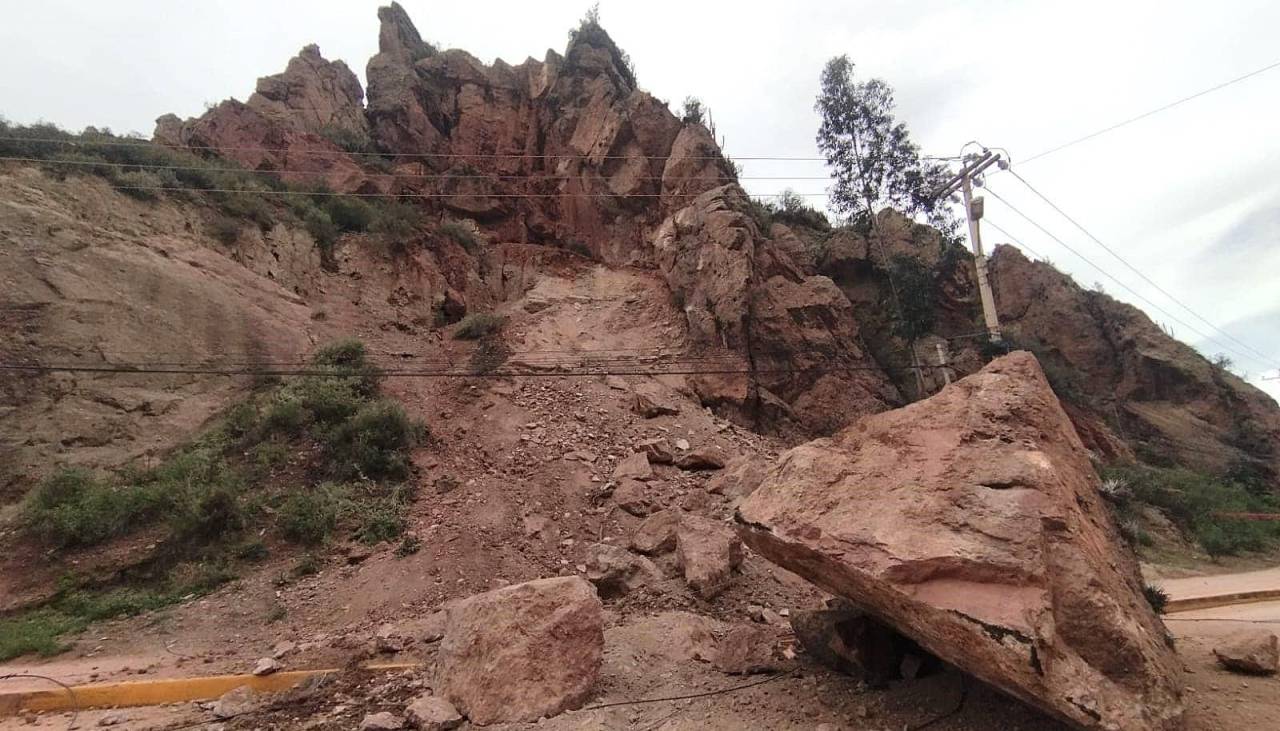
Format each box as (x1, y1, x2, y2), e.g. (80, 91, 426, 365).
(630, 508, 681, 555)
(612, 451, 653, 481)
(584, 543, 663, 598)
(405, 694, 463, 730)
(1214, 631, 1278, 675)
(435, 577, 604, 724)
(359, 711, 405, 731)
(676, 514, 743, 598)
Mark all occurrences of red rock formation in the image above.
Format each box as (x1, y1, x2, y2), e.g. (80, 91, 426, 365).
(989, 244, 1280, 477)
(737, 352, 1185, 731)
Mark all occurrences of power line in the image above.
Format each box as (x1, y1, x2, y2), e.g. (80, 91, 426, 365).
(981, 199, 1271, 371)
(0, 362, 951, 378)
(0, 134, 833, 162)
(0, 155, 836, 182)
(1021, 58, 1280, 164)
(71, 184, 832, 200)
(1005, 167, 1280, 369)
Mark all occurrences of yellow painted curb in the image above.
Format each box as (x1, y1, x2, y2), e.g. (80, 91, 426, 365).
(1165, 589, 1280, 614)
(0, 662, 421, 716)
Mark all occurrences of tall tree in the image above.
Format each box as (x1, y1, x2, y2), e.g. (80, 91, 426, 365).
(815, 56, 953, 233)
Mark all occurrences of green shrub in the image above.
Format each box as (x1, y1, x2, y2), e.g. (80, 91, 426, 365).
(453, 312, 503, 340)
(209, 215, 243, 245)
(372, 202, 422, 243)
(1143, 585, 1169, 614)
(438, 221, 478, 252)
(325, 400, 422, 481)
(326, 196, 376, 232)
(319, 124, 379, 156)
(355, 499, 408, 545)
(23, 469, 164, 548)
(278, 486, 344, 545)
(219, 191, 276, 231)
(1102, 464, 1280, 557)
(303, 207, 339, 252)
(111, 170, 167, 201)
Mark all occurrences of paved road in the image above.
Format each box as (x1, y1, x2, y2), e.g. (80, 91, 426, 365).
(1156, 566, 1280, 601)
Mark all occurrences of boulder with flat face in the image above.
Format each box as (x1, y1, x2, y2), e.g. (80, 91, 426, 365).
(1214, 630, 1278, 675)
(736, 352, 1184, 731)
(435, 577, 604, 724)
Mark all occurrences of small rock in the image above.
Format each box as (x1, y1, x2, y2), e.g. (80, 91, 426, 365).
(707, 456, 767, 498)
(211, 687, 259, 719)
(97, 713, 124, 727)
(632, 392, 679, 418)
(605, 375, 629, 391)
(1214, 630, 1279, 675)
(613, 452, 653, 481)
(676, 514, 743, 599)
(714, 624, 792, 674)
(359, 711, 405, 730)
(613, 478, 653, 517)
(630, 508, 681, 555)
(675, 449, 725, 471)
(405, 693, 463, 730)
(421, 610, 447, 643)
(271, 641, 297, 659)
(584, 543, 664, 598)
(674, 438, 691, 451)
(376, 623, 404, 653)
(522, 514, 550, 538)
(637, 437, 675, 464)
(252, 658, 282, 676)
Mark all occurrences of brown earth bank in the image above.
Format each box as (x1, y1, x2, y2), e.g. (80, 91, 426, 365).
(3, 3, 1280, 731)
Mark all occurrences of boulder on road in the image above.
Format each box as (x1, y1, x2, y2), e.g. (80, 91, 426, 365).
(435, 577, 604, 724)
(677, 513, 744, 599)
(736, 353, 1184, 731)
(1214, 630, 1278, 675)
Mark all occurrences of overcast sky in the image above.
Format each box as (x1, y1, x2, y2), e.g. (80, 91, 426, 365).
(3, 0, 1277, 399)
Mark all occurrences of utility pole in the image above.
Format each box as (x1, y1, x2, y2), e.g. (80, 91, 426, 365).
(936, 151, 1006, 342)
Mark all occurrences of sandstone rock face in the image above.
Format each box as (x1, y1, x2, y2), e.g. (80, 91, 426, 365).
(1213, 631, 1278, 675)
(436, 577, 604, 724)
(650, 186, 899, 434)
(154, 44, 375, 193)
(676, 514, 744, 599)
(737, 352, 1184, 731)
(988, 245, 1280, 478)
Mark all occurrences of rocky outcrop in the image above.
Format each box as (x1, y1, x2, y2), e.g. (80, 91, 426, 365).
(651, 186, 900, 433)
(435, 577, 604, 724)
(154, 44, 375, 193)
(989, 245, 1280, 478)
(737, 352, 1184, 731)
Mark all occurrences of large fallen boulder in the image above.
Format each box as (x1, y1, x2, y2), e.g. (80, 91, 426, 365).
(435, 577, 604, 724)
(736, 352, 1184, 731)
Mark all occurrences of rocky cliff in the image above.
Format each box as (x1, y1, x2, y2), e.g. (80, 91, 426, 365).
(152, 3, 900, 437)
